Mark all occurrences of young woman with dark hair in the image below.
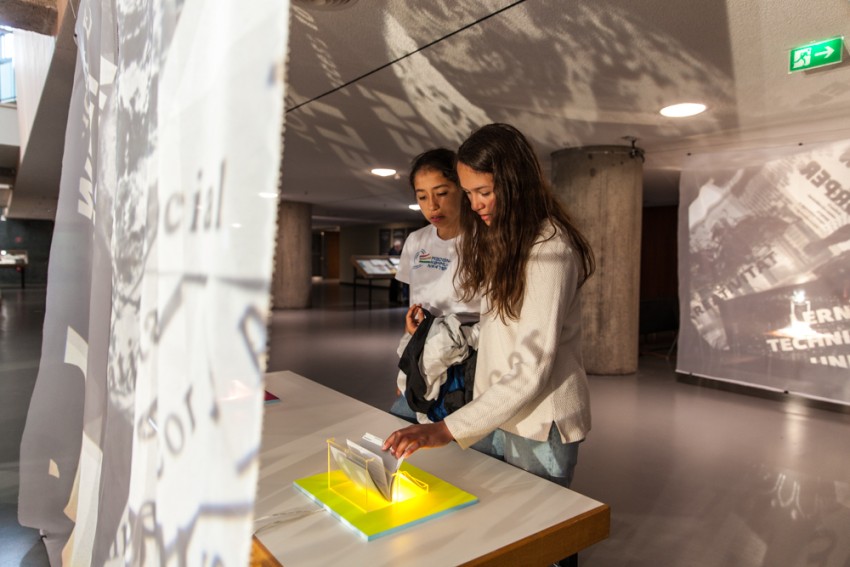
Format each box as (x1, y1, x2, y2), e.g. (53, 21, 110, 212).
(385, 124, 595, 493)
(388, 148, 481, 422)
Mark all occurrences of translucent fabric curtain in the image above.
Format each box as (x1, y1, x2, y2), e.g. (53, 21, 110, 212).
(17, 1, 291, 564)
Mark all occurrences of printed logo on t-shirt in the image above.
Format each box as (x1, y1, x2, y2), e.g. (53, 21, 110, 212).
(413, 248, 450, 271)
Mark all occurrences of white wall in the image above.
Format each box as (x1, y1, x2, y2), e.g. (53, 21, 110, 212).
(13, 29, 56, 158)
(0, 105, 19, 146)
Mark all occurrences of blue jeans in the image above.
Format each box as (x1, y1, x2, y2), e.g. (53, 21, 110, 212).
(389, 394, 417, 423)
(471, 423, 580, 488)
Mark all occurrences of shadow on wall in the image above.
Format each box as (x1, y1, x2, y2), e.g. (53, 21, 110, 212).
(639, 297, 679, 336)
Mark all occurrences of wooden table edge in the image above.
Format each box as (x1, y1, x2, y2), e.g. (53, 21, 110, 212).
(251, 535, 283, 567)
(459, 503, 611, 566)
(251, 503, 610, 567)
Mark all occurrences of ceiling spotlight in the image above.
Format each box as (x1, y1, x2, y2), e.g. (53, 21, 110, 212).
(371, 168, 396, 177)
(660, 103, 707, 117)
(409, 204, 421, 211)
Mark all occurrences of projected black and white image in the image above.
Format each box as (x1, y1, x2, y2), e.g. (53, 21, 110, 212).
(679, 141, 850, 404)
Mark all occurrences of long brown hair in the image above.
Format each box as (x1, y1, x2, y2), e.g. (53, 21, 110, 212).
(456, 123, 594, 320)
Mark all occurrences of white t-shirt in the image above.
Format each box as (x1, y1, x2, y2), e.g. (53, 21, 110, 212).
(396, 225, 480, 323)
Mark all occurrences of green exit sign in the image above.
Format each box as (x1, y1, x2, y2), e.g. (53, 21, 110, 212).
(789, 37, 843, 72)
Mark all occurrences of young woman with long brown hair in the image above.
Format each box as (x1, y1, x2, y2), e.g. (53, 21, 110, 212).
(384, 123, 594, 491)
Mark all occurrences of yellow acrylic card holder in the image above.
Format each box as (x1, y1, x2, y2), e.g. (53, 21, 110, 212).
(292, 438, 478, 540)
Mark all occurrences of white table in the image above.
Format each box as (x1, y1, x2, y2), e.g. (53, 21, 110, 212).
(252, 371, 609, 566)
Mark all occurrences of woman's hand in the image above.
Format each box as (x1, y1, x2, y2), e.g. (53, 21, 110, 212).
(404, 304, 424, 335)
(382, 421, 454, 458)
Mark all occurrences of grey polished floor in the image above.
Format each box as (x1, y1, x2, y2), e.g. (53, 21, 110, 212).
(3, 282, 849, 566)
(268, 281, 850, 567)
(0, 287, 50, 567)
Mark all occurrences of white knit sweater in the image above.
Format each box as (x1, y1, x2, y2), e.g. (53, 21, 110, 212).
(443, 222, 591, 448)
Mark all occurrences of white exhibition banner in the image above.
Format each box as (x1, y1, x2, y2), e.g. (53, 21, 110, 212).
(18, 1, 290, 565)
(677, 140, 850, 405)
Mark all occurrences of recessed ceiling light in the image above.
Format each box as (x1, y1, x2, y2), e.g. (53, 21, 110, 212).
(371, 168, 396, 177)
(660, 103, 707, 117)
(258, 192, 278, 199)
(409, 204, 421, 211)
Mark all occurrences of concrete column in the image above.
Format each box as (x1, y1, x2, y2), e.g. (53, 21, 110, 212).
(272, 200, 312, 309)
(551, 146, 643, 375)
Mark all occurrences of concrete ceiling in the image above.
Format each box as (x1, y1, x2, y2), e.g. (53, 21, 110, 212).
(284, 0, 850, 226)
(5, 0, 850, 224)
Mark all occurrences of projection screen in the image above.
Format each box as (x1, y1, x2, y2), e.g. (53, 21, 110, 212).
(677, 140, 850, 406)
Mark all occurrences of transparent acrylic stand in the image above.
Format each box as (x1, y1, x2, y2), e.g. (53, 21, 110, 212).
(326, 438, 428, 513)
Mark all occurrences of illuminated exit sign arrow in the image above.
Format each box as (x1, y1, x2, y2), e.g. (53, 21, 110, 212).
(789, 37, 843, 72)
